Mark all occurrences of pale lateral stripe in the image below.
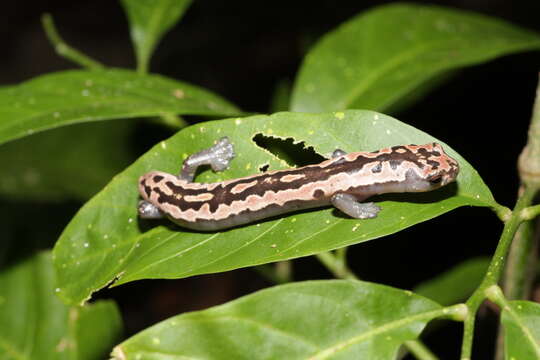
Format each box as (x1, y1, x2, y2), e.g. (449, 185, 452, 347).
(230, 180, 258, 194)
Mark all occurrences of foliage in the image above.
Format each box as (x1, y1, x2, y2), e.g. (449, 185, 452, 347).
(2, 1, 540, 359)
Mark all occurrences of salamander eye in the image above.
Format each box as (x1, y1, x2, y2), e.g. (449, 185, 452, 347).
(429, 176, 442, 185)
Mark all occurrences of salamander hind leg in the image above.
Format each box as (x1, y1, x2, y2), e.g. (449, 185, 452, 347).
(331, 193, 381, 219)
(179, 137, 235, 181)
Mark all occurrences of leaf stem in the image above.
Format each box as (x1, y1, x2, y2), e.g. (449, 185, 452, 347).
(254, 264, 290, 284)
(315, 251, 356, 280)
(460, 187, 535, 359)
(41, 14, 104, 70)
(155, 112, 189, 129)
(484, 285, 507, 307)
(404, 340, 439, 360)
(520, 203, 540, 220)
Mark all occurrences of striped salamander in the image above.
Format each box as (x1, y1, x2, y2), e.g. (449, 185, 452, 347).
(138, 137, 459, 231)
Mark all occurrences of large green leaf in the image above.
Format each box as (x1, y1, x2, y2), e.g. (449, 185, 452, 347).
(121, 0, 193, 73)
(53, 110, 499, 304)
(0, 251, 122, 360)
(500, 300, 540, 359)
(291, 3, 540, 113)
(0, 68, 239, 145)
(112, 280, 458, 359)
(414, 257, 490, 306)
(0, 121, 132, 201)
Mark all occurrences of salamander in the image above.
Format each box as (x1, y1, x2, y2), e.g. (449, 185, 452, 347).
(138, 137, 459, 231)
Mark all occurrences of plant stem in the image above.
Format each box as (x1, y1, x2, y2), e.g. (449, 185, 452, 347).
(518, 74, 540, 189)
(460, 186, 535, 359)
(275, 261, 293, 283)
(316, 251, 356, 280)
(491, 74, 540, 359)
(502, 214, 537, 301)
(253, 261, 292, 284)
(41, 14, 104, 70)
(404, 340, 439, 360)
(155, 113, 189, 129)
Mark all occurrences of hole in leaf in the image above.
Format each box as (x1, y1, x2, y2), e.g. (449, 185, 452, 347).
(259, 164, 269, 172)
(252, 133, 325, 167)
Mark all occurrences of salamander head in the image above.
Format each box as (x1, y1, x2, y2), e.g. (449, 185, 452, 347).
(400, 142, 459, 192)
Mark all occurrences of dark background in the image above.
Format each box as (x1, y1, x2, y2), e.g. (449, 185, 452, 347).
(2, 1, 540, 358)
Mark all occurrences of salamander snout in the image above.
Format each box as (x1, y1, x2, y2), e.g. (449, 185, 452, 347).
(422, 144, 460, 190)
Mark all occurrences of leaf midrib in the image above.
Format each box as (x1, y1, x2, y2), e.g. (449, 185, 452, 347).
(307, 308, 442, 359)
(504, 304, 540, 356)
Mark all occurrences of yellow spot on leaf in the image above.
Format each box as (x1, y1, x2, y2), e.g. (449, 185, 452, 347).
(172, 89, 185, 99)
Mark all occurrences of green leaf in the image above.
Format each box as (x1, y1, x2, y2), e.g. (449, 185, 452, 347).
(270, 79, 292, 113)
(0, 68, 240, 145)
(120, 0, 193, 73)
(414, 257, 490, 306)
(0, 121, 132, 201)
(53, 110, 499, 304)
(0, 251, 122, 360)
(500, 300, 540, 359)
(291, 3, 540, 113)
(112, 280, 450, 359)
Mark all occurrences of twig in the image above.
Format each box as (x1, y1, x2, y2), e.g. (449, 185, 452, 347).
(315, 251, 356, 280)
(460, 187, 534, 359)
(491, 73, 540, 359)
(41, 13, 104, 70)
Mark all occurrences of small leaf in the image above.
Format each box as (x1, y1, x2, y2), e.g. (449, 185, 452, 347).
(53, 110, 499, 304)
(0, 121, 132, 201)
(0, 68, 240, 145)
(113, 280, 446, 359)
(500, 300, 540, 359)
(0, 251, 122, 360)
(291, 3, 540, 113)
(120, 0, 193, 73)
(414, 257, 490, 305)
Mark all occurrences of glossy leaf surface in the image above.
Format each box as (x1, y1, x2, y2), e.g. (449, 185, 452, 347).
(414, 257, 490, 305)
(121, 0, 192, 72)
(500, 300, 540, 359)
(53, 110, 499, 304)
(113, 280, 446, 360)
(0, 68, 239, 145)
(0, 252, 122, 360)
(291, 3, 540, 113)
(0, 121, 132, 201)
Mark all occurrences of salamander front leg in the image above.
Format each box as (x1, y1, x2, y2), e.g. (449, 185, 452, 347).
(138, 200, 164, 219)
(179, 137, 235, 182)
(331, 193, 381, 219)
(331, 149, 347, 158)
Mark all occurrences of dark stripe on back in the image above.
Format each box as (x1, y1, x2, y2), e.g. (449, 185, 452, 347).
(152, 145, 427, 213)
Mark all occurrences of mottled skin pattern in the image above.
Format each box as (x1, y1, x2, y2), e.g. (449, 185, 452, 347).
(138, 139, 459, 231)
